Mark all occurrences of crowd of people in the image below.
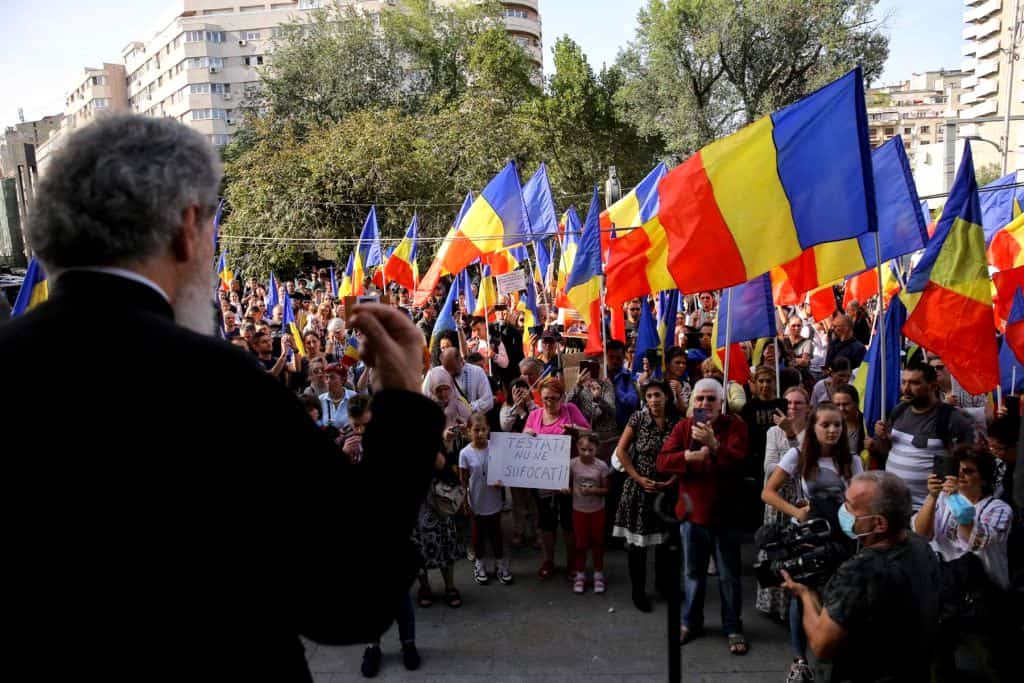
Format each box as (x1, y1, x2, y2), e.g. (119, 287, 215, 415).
(6, 114, 1023, 682)
(220, 265, 1023, 681)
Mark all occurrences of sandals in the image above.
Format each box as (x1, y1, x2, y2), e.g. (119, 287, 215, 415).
(444, 587, 462, 608)
(417, 585, 433, 608)
(538, 560, 554, 580)
(728, 633, 748, 655)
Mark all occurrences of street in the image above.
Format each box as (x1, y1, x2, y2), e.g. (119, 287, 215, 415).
(306, 524, 792, 682)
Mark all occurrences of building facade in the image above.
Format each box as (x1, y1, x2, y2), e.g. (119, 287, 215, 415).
(866, 69, 965, 164)
(960, 0, 1024, 172)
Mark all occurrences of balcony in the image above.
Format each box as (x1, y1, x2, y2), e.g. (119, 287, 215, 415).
(975, 55, 1000, 78)
(505, 0, 539, 12)
(962, 57, 977, 72)
(975, 14, 1002, 39)
(964, 98, 999, 118)
(963, 41, 978, 57)
(974, 78, 999, 99)
(975, 36, 1001, 59)
(963, 24, 977, 40)
(966, 0, 1001, 23)
(504, 15, 542, 39)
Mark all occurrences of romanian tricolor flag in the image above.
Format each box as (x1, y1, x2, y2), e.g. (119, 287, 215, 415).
(339, 254, 355, 299)
(266, 271, 280, 315)
(841, 261, 902, 311)
(517, 274, 541, 348)
(482, 244, 527, 276)
(852, 296, 907, 433)
(1004, 287, 1024, 366)
(601, 162, 668, 261)
(556, 207, 582, 308)
(281, 291, 307, 357)
(631, 298, 661, 376)
(657, 290, 680, 350)
(473, 265, 498, 320)
(993, 265, 1024, 329)
(352, 206, 383, 296)
(661, 68, 876, 294)
(902, 142, 999, 395)
(217, 251, 233, 291)
(712, 274, 775, 384)
(604, 163, 675, 306)
(11, 257, 48, 317)
(565, 188, 604, 326)
(383, 214, 419, 292)
(430, 274, 460, 349)
(340, 335, 361, 368)
(414, 192, 473, 307)
(523, 162, 558, 240)
(769, 135, 926, 299)
(987, 207, 1024, 272)
(442, 161, 531, 275)
(981, 172, 1023, 243)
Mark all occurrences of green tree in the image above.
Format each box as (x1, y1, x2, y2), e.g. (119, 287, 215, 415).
(975, 162, 1003, 187)
(616, 0, 888, 155)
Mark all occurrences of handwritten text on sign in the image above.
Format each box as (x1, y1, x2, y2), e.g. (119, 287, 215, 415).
(495, 269, 528, 297)
(486, 432, 570, 491)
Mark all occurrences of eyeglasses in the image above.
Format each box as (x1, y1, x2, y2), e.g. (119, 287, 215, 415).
(694, 395, 719, 403)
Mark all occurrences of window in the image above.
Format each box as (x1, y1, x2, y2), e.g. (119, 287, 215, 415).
(91, 75, 107, 86)
(211, 83, 231, 94)
(93, 98, 109, 109)
(187, 57, 224, 69)
(903, 127, 912, 135)
(205, 31, 226, 43)
(883, 127, 895, 136)
(242, 31, 260, 40)
(921, 125, 930, 134)
(191, 83, 211, 94)
(185, 31, 204, 42)
(191, 108, 227, 120)
(243, 55, 264, 66)
(299, 0, 324, 8)
(209, 134, 233, 146)
(505, 8, 529, 19)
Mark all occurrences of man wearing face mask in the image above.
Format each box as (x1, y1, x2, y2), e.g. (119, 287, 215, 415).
(782, 471, 941, 682)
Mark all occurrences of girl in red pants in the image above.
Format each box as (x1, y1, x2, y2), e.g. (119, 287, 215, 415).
(570, 432, 610, 594)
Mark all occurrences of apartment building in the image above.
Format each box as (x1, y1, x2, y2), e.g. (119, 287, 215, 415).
(118, 0, 542, 149)
(866, 70, 965, 159)
(960, 0, 1024, 171)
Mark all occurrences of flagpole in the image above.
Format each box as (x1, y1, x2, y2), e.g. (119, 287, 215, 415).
(527, 243, 550, 315)
(774, 338, 781, 399)
(479, 263, 493, 375)
(600, 281, 609, 379)
(723, 289, 734, 415)
(873, 232, 888, 419)
(1013, 366, 1018, 396)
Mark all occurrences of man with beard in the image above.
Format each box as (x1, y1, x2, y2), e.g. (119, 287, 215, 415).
(872, 363, 975, 509)
(0, 115, 444, 681)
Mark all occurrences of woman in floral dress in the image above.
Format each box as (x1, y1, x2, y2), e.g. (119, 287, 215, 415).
(612, 380, 680, 612)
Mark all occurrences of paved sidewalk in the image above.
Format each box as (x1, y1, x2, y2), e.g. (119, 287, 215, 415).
(306, 525, 793, 682)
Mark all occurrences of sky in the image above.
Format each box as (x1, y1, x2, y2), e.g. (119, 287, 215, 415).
(0, 0, 967, 131)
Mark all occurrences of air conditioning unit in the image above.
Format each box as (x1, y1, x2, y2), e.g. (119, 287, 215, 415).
(238, 40, 247, 46)
(223, 93, 232, 100)
(227, 119, 234, 125)
(209, 67, 218, 73)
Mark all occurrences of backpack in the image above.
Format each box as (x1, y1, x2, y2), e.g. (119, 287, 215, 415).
(887, 401, 958, 450)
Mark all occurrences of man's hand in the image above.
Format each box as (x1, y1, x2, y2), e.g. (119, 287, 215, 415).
(874, 420, 889, 440)
(342, 434, 361, 459)
(347, 303, 426, 393)
(692, 422, 719, 450)
(780, 569, 812, 599)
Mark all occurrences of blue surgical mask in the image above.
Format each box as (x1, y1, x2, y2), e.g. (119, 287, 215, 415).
(946, 493, 976, 526)
(838, 503, 878, 539)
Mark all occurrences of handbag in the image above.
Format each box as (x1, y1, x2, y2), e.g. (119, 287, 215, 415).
(429, 479, 466, 517)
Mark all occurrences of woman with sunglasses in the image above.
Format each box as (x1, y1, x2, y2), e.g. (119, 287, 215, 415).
(525, 377, 591, 580)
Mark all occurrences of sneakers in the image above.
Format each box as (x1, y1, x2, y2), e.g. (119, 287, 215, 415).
(474, 559, 489, 585)
(401, 643, 421, 671)
(360, 645, 382, 678)
(573, 572, 586, 594)
(786, 658, 814, 682)
(593, 572, 606, 594)
(498, 558, 514, 585)
(467, 548, 476, 562)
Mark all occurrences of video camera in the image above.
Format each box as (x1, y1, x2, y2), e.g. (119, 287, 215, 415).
(754, 518, 850, 589)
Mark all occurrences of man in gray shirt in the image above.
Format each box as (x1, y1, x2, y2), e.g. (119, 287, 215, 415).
(873, 363, 975, 509)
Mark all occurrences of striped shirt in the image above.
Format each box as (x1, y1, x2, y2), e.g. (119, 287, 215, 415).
(884, 404, 975, 509)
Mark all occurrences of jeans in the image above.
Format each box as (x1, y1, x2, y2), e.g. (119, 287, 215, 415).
(680, 521, 743, 634)
(789, 595, 806, 659)
(374, 590, 415, 645)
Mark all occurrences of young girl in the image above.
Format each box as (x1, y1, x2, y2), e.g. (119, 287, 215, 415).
(570, 431, 610, 594)
(459, 413, 512, 585)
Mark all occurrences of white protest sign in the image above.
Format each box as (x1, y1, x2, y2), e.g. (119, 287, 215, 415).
(495, 269, 528, 296)
(486, 432, 571, 491)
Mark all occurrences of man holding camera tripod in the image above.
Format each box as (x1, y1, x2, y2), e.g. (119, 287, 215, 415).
(782, 471, 940, 682)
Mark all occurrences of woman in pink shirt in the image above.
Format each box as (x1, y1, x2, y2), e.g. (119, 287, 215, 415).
(525, 378, 591, 579)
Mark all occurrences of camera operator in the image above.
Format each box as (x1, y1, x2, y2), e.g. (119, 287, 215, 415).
(761, 402, 861, 682)
(781, 471, 940, 682)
